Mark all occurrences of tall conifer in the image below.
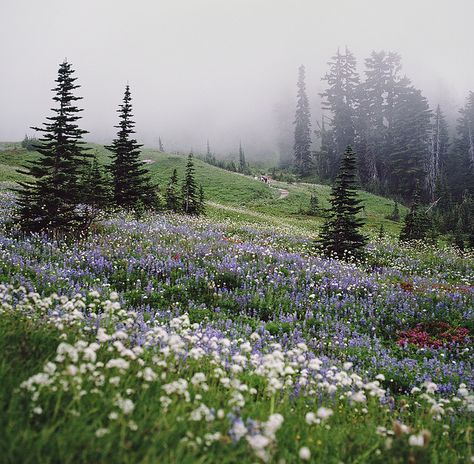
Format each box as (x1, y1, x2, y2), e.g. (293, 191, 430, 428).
(16, 60, 90, 236)
(182, 154, 199, 215)
(166, 168, 180, 212)
(319, 145, 366, 259)
(293, 65, 312, 176)
(106, 85, 156, 211)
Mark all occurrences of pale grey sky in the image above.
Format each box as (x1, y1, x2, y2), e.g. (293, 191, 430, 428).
(1, 0, 473, 158)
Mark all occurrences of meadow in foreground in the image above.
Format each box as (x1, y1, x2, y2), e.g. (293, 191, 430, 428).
(0, 193, 473, 463)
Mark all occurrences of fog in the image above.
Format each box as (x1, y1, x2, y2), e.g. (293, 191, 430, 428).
(1, 0, 473, 160)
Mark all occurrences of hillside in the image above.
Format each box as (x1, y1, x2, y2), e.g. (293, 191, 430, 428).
(0, 143, 406, 236)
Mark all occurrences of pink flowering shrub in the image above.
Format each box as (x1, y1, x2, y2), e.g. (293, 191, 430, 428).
(397, 322, 470, 349)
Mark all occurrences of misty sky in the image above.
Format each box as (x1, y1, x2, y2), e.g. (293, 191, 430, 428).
(1, 0, 473, 158)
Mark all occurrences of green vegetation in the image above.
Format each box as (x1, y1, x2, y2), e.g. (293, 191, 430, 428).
(0, 142, 407, 236)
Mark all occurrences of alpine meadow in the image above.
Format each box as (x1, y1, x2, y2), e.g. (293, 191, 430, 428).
(0, 1, 473, 463)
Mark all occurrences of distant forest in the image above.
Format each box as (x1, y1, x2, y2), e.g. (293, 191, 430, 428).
(290, 49, 472, 201)
(288, 48, 474, 240)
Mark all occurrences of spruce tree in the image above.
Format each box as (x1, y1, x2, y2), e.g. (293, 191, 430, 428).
(427, 105, 449, 200)
(182, 153, 199, 215)
(319, 145, 367, 259)
(16, 60, 90, 236)
(387, 201, 400, 222)
(166, 168, 180, 212)
(450, 92, 474, 198)
(320, 48, 359, 179)
(239, 142, 247, 173)
(293, 65, 312, 176)
(399, 183, 427, 241)
(389, 84, 431, 201)
(106, 85, 156, 211)
(80, 154, 110, 230)
(307, 191, 320, 216)
(198, 185, 205, 215)
(158, 137, 164, 152)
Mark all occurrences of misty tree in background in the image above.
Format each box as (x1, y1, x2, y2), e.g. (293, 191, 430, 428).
(166, 168, 180, 212)
(355, 51, 395, 187)
(238, 142, 247, 173)
(16, 60, 91, 236)
(158, 137, 164, 152)
(427, 105, 449, 200)
(293, 65, 312, 176)
(389, 84, 431, 200)
(106, 85, 156, 211)
(320, 47, 359, 179)
(182, 153, 200, 215)
(319, 145, 366, 259)
(21, 134, 38, 151)
(449, 92, 474, 198)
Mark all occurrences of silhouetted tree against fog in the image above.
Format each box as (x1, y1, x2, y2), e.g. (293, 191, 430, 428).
(238, 141, 247, 173)
(320, 47, 359, 179)
(293, 65, 312, 176)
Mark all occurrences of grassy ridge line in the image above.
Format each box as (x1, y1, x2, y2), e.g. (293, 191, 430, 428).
(0, 143, 406, 236)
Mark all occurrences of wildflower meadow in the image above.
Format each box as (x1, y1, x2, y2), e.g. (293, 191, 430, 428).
(0, 192, 472, 463)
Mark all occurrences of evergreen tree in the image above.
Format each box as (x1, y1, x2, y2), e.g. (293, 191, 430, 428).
(158, 137, 164, 152)
(106, 85, 156, 211)
(320, 48, 359, 179)
(198, 185, 205, 215)
(80, 154, 110, 230)
(427, 105, 449, 200)
(293, 65, 312, 176)
(399, 183, 428, 241)
(389, 84, 431, 201)
(450, 92, 474, 198)
(238, 142, 247, 173)
(21, 134, 38, 151)
(166, 168, 180, 212)
(307, 191, 320, 216)
(319, 145, 367, 259)
(182, 154, 199, 215)
(386, 201, 400, 222)
(16, 60, 91, 236)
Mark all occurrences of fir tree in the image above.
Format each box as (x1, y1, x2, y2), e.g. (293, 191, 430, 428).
(450, 92, 474, 198)
(80, 154, 110, 231)
(427, 105, 449, 200)
(106, 85, 156, 211)
(182, 154, 199, 215)
(166, 168, 180, 212)
(389, 84, 431, 201)
(239, 142, 247, 173)
(386, 201, 400, 222)
(319, 145, 367, 259)
(307, 191, 320, 216)
(158, 137, 164, 152)
(198, 185, 205, 215)
(16, 60, 91, 236)
(293, 65, 312, 176)
(399, 183, 428, 241)
(320, 48, 359, 179)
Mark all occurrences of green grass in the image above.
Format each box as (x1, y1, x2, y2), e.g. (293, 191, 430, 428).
(0, 142, 407, 236)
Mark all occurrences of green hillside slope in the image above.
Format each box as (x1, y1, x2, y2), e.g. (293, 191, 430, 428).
(0, 143, 406, 236)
